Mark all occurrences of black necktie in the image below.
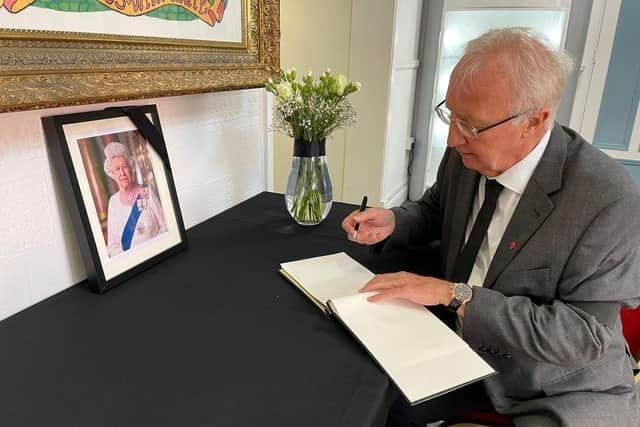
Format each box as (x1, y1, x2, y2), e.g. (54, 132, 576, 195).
(452, 179, 504, 283)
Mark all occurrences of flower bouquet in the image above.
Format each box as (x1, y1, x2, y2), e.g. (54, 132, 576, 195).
(266, 68, 360, 225)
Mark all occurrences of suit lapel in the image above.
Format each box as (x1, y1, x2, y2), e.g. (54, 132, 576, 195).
(483, 123, 568, 288)
(483, 182, 554, 288)
(445, 165, 479, 280)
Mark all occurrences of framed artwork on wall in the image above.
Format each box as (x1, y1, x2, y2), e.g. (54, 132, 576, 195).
(0, 0, 279, 112)
(42, 105, 187, 293)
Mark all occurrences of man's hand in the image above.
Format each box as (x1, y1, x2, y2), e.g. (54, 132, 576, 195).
(359, 272, 453, 307)
(342, 207, 395, 245)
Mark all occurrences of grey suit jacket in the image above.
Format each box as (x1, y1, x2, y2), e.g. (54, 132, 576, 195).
(388, 124, 640, 427)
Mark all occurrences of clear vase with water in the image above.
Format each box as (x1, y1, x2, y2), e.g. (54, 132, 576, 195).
(285, 139, 333, 225)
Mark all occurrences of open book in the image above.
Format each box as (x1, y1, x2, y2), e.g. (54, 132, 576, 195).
(279, 252, 495, 405)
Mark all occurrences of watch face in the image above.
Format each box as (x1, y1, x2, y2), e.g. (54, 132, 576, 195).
(453, 283, 472, 303)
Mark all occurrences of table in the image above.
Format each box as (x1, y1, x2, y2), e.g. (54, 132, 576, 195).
(0, 192, 438, 427)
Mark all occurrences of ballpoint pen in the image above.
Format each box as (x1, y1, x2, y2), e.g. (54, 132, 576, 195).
(352, 195, 368, 240)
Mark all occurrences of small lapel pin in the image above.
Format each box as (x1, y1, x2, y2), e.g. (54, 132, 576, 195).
(509, 241, 517, 250)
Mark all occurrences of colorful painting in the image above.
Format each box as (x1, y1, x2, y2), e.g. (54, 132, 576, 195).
(0, 0, 279, 112)
(3, 0, 227, 23)
(0, 0, 240, 42)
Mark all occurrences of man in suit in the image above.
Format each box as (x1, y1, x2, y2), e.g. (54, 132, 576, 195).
(342, 28, 640, 426)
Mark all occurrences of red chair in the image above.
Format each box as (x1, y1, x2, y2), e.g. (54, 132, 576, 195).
(621, 307, 640, 360)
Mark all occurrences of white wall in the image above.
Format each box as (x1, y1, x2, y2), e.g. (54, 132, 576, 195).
(0, 89, 269, 321)
(341, 0, 395, 206)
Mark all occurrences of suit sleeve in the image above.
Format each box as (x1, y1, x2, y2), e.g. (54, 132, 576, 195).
(462, 195, 640, 367)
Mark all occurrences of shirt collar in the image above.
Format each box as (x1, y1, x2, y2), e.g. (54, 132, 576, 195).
(490, 128, 552, 195)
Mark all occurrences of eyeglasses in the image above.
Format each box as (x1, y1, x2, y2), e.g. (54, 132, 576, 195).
(434, 99, 527, 139)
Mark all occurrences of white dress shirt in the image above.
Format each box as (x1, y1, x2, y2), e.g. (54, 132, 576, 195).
(464, 128, 551, 288)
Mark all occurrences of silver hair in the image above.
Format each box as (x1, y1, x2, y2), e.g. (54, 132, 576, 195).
(449, 27, 574, 123)
(103, 142, 135, 179)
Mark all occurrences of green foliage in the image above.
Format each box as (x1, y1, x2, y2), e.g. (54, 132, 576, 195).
(33, 0, 109, 12)
(147, 6, 198, 21)
(265, 69, 361, 141)
(290, 158, 328, 224)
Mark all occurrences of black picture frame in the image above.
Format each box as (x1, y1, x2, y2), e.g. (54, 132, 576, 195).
(42, 105, 187, 294)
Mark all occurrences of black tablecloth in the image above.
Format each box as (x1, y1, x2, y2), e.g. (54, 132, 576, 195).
(0, 192, 438, 427)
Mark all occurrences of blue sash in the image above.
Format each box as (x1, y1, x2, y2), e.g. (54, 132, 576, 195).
(121, 195, 141, 251)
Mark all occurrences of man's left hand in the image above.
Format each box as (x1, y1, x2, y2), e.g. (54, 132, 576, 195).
(359, 272, 453, 306)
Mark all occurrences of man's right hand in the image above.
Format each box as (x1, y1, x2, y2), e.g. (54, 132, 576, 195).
(341, 207, 395, 245)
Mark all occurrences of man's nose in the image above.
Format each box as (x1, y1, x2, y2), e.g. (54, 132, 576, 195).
(446, 124, 466, 148)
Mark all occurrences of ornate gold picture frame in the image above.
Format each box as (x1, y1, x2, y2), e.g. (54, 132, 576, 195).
(0, 0, 279, 112)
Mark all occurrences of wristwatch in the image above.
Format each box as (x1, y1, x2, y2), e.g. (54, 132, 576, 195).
(447, 282, 473, 312)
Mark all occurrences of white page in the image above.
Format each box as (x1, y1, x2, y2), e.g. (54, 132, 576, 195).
(390, 348, 496, 404)
(330, 293, 468, 367)
(280, 252, 374, 304)
(330, 293, 494, 404)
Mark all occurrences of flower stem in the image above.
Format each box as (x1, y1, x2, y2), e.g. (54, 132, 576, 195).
(291, 157, 323, 223)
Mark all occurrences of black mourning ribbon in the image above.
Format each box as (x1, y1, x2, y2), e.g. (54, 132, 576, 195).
(293, 139, 326, 157)
(451, 179, 504, 283)
(106, 107, 169, 167)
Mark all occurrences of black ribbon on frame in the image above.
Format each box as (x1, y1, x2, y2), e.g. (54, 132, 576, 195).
(106, 107, 169, 167)
(293, 139, 326, 157)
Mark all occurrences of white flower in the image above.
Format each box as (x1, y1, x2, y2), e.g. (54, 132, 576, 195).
(275, 81, 294, 100)
(335, 74, 348, 96)
(354, 82, 362, 90)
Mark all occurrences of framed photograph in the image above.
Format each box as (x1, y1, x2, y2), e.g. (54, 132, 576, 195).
(42, 105, 187, 293)
(0, 0, 279, 112)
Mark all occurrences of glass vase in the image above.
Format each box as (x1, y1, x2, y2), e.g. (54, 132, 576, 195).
(285, 139, 333, 225)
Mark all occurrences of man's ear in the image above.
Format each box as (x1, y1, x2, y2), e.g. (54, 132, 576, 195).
(521, 107, 551, 138)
